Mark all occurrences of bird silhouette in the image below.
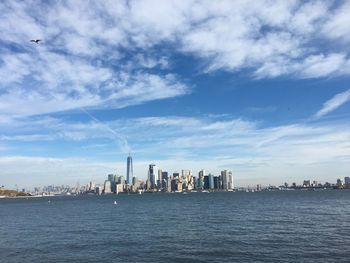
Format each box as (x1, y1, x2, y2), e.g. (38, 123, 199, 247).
(30, 39, 41, 44)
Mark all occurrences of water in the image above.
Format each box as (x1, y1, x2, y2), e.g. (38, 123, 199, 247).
(0, 191, 349, 262)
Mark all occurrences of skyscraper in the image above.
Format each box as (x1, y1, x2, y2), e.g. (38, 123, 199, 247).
(148, 164, 157, 189)
(126, 155, 133, 185)
(221, 170, 233, 190)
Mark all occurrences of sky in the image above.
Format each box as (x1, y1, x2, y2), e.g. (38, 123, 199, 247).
(1, 0, 350, 188)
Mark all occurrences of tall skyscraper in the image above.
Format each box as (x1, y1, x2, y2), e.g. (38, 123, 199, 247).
(126, 155, 133, 185)
(221, 170, 233, 190)
(148, 164, 157, 189)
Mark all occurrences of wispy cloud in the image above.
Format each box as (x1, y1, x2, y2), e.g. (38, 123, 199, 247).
(1, 1, 350, 121)
(1, 115, 349, 187)
(314, 89, 350, 119)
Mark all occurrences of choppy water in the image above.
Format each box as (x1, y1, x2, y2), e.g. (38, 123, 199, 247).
(0, 191, 349, 263)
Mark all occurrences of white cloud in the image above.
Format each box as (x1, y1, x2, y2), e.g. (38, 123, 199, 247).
(314, 89, 350, 119)
(322, 1, 350, 42)
(1, 0, 350, 120)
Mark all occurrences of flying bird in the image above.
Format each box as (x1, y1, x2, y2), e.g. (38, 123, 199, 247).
(30, 39, 41, 44)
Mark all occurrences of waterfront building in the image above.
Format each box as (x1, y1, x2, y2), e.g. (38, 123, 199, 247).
(197, 176, 204, 190)
(176, 180, 183, 192)
(336, 178, 343, 188)
(221, 170, 233, 190)
(108, 174, 114, 182)
(95, 186, 103, 195)
(148, 164, 157, 190)
(116, 183, 124, 194)
(208, 173, 214, 190)
(214, 176, 222, 189)
(89, 181, 96, 191)
(157, 169, 162, 189)
(303, 180, 311, 187)
(204, 175, 209, 189)
(146, 177, 151, 190)
(107, 174, 116, 193)
(104, 180, 112, 194)
(126, 155, 133, 185)
(132, 176, 138, 186)
(171, 179, 176, 192)
(162, 171, 169, 190)
(182, 170, 192, 184)
(162, 171, 168, 180)
(118, 176, 125, 185)
(345, 177, 350, 185)
(166, 179, 172, 192)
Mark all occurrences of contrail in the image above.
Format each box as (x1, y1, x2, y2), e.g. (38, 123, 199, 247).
(79, 107, 131, 153)
(30, 40, 131, 154)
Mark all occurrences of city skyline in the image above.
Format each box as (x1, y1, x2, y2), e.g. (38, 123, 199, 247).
(3, 153, 349, 191)
(1, 1, 350, 188)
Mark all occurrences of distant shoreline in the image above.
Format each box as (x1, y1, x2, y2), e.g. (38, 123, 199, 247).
(1, 187, 349, 199)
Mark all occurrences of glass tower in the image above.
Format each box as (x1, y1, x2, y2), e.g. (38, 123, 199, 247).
(126, 155, 133, 185)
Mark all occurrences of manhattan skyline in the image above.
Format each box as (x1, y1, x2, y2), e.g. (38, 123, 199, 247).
(1, 1, 350, 188)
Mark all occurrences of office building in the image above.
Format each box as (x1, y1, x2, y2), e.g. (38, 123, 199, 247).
(116, 183, 124, 194)
(214, 176, 222, 189)
(204, 175, 209, 189)
(132, 176, 138, 186)
(118, 176, 125, 185)
(126, 155, 133, 185)
(148, 164, 157, 190)
(221, 170, 233, 190)
(208, 173, 214, 190)
(108, 174, 114, 182)
(157, 169, 162, 189)
(104, 180, 112, 193)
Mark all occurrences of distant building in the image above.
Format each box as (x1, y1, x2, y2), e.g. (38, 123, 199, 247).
(176, 181, 183, 192)
(214, 176, 222, 189)
(118, 176, 125, 185)
(132, 176, 138, 186)
(95, 186, 103, 195)
(157, 169, 162, 189)
(204, 175, 209, 189)
(336, 179, 343, 188)
(108, 174, 114, 182)
(126, 155, 133, 185)
(148, 164, 157, 190)
(221, 170, 233, 190)
(344, 177, 350, 185)
(116, 183, 124, 194)
(162, 171, 168, 180)
(208, 173, 214, 190)
(89, 181, 96, 191)
(303, 180, 311, 187)
(104, 180, 112, 194)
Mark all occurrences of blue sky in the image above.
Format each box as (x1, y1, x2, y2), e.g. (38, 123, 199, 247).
(1, 0, 350, 188)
